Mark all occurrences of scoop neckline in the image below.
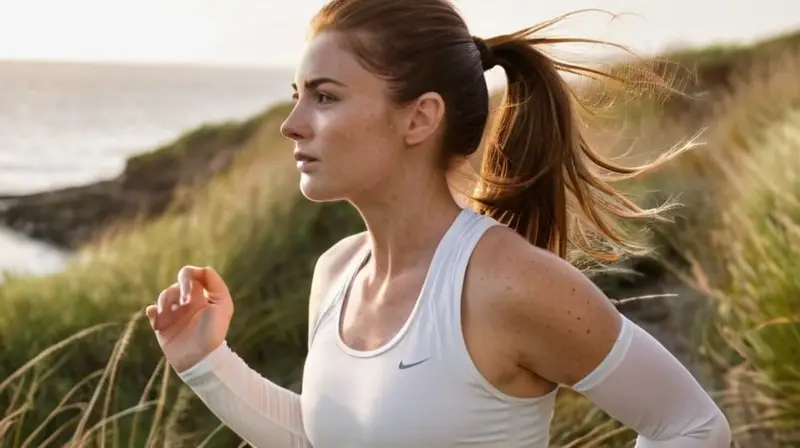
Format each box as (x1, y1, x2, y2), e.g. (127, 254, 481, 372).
(334, 208, 470, 358)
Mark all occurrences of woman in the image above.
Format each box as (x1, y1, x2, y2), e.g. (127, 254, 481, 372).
(145, 0, 731, 446)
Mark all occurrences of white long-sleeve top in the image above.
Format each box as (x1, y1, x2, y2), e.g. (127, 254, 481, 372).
(179, 210, 730, 447)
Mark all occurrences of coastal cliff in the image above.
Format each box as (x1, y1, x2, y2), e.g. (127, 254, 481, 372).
(0, 106, 281, 249)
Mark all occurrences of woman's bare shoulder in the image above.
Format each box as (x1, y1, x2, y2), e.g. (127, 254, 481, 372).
(319, 231, 369, 271)
(308, 231, 369, 325)
(469, 225, 622, 386)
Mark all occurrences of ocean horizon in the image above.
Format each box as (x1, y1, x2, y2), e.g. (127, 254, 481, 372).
(0, 59, 295, 277)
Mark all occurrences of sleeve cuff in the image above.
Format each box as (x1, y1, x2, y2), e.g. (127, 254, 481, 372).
(571, 314, 634, 392)
(177, 340, 232, 386)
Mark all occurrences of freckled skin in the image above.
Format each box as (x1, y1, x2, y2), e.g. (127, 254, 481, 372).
(464, 225, 623, 393)
(281, 31, 412, 205)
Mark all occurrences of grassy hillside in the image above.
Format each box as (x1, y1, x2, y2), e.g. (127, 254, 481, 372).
(2, 29, 800, 447)
(585, 29, 800, 445)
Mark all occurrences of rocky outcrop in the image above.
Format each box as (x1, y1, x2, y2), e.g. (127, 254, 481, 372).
(0, 109, 273, 250)
(0, 178, 171, 249)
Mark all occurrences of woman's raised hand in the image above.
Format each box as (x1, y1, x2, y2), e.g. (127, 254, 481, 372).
(145, 266, 234, 373)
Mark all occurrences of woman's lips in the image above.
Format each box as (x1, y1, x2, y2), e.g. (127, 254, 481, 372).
(293, 150, 319, 172)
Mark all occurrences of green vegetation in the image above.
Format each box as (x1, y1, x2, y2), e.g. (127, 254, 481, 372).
(2, 29, 800, 447)
(662, 29, 800, 74)
(123, 103, 294, 175)
(594, 34, 800, 445)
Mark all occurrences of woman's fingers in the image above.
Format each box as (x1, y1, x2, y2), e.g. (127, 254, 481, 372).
(145, 304, 158, 328)
(149, 280, 211, 331)
(157, 283, 179, 313)
(177, 269, 193, 306)
(147, 266, 228, 333)
(152, 283, 183, 330)
(177, 266, 230, 304)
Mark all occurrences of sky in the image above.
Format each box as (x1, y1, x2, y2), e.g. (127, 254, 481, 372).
(0, 0, 798, 68)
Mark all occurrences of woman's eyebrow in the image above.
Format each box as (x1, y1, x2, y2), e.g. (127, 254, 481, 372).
(291, 77, 348, 91)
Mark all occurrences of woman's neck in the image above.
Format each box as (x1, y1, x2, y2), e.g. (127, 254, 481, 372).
(350, 169, 464, 281)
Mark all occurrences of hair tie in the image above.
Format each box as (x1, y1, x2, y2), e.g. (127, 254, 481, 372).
(472, 36, 496, 71)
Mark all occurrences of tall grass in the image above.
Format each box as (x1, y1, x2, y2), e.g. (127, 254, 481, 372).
(606, 43, 800, 446)
(716, 110, 800, 444)
(685, 107, 800, 445)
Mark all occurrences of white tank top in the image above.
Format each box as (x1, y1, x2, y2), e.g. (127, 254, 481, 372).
(300, 208, 558, 447)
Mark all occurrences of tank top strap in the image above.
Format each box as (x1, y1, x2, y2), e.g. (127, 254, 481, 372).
(429, 209, 501, 358)
(308, 246, 371, 349)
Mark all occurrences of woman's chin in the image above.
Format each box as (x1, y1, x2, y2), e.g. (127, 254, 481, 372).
(299, 178, 341, 203)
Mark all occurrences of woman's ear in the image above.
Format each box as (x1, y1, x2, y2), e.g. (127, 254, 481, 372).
(403, 92, 446, 147)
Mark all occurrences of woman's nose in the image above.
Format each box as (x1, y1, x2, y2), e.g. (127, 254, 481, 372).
(280, 107, 309, 141)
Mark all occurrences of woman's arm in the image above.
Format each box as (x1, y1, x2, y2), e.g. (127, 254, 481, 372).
(174, 236, 366, 448)
(178, 341, 311, 448)
(483, 229, 731, 446)
(569, 315, 730, 446)
(169, 254, 333, 448)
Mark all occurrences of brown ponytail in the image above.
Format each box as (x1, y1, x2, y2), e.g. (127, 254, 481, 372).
(312, 1, 689, 266)
(468, 24, 688, 265)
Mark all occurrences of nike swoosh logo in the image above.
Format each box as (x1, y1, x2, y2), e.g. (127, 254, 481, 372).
(398, 358, 430, 370)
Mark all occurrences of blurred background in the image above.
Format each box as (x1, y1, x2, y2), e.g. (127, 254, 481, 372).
(1, 1, 798, 447)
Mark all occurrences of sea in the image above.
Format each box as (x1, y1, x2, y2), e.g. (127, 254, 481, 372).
(0, 59, 294, 279)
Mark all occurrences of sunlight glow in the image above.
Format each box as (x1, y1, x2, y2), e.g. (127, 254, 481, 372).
(0, 0, 797, 67)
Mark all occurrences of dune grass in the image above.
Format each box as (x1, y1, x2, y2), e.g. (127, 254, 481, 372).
(682, 104, 800, 446)
(588, 39, 800, 446)
(710, 109, 800, 445)
(2, 30, 800, 447)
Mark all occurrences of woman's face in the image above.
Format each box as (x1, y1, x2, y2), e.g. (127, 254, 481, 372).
(280, 30, 411, 203)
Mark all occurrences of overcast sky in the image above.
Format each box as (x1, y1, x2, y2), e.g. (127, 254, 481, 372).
(0, 0, 798, 68)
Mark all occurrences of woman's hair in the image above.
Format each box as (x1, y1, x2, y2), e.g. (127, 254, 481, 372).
(311, 0, 690, 267)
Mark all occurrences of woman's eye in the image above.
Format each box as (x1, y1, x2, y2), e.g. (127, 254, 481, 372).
(317, 93, 335, 104)
(291, 92, 335, 104)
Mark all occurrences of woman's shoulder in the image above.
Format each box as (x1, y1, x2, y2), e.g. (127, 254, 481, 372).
(470, 224, 573, 290)
(307, 231, 369, 325)
(317, 231, 370, 275)
(465, 225, 570, 326)
(468, 223, 618, 338)
(467, 224, 623, 385)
